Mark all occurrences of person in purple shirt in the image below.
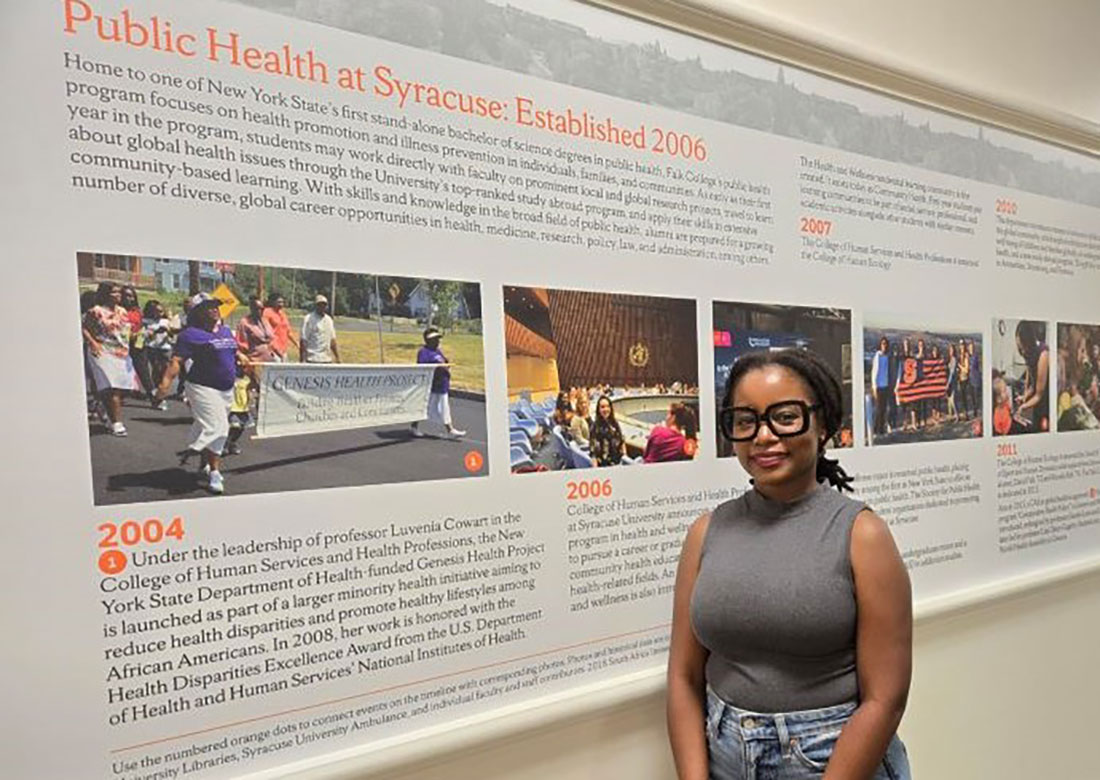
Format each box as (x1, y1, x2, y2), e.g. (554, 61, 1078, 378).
(156, 294, 246, 495)
(643, 402, 698, 463)
(411, 327, 465, 439)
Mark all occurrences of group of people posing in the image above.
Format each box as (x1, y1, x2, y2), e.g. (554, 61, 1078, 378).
(870, 335, 982, 439)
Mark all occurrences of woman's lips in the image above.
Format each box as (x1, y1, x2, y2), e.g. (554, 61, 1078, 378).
(751, 452, 788, 469)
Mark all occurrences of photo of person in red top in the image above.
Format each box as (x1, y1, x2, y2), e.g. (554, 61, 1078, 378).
(643, 402, 698, 462)
(261, 292, 298, 361)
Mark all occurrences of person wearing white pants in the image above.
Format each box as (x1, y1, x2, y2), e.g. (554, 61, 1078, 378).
(412, 327, 465, 439)
(157, 294, 246, 495)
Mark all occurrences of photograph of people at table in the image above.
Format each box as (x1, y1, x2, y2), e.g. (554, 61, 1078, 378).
(503, 285, 699, 473)
(78, 253, 487, 503)
(991, 318, 1050, 436)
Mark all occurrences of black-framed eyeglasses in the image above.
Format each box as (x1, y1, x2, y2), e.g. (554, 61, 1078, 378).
(718, 400, 820, 442)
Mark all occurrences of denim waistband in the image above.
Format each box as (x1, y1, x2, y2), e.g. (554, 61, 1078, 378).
(706, 686, 857, 741)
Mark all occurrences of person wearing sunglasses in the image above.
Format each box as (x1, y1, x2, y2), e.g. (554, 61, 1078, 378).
(667, 349, 912, 780)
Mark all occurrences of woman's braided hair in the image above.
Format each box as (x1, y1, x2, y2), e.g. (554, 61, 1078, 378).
(721, 348, 854, 492)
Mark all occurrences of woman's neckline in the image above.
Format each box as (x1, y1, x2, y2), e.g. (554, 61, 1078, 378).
(746, 481, 829, 519)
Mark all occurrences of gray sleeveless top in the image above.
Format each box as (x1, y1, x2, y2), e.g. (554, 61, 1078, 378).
(690, 483, 867, 712)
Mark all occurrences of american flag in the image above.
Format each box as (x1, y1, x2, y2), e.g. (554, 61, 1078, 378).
(896, 357, 948, 403)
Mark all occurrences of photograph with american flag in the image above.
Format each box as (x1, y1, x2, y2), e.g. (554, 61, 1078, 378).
(864, 318, 984, 446)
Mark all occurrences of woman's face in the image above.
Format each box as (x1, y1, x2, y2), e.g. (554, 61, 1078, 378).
(730, 366, 822, 492)
(194, 305, 217, 330)
(109, 286, 122, 306)
(879, 338, 888, 352)
(576, 397, 589, 416)
(598, 398, 611, 419)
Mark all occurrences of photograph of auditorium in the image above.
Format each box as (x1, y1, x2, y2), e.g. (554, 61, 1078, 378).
(712, 301, 853, 458)
(504, 285, 699, 472)
(863, 317, 984, 446)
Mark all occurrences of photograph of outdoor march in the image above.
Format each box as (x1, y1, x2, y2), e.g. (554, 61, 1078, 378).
(863, 317, 984, 446)
(503, 285, 699, 473)
(712, 301, 853, 458)
(78, 252, 486, 503)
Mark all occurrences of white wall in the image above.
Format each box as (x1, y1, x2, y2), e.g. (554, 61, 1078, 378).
(696, 0, 1100, 130)
(355, 2, 1100, 779)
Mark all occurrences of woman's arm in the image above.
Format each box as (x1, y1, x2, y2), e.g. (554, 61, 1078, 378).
(667, 513, 712, 780)
(1016, 351, 1050, 415)
(156, 356, 182, 400)
(823, 510, 912, 780)
(82, 326, 102, 357)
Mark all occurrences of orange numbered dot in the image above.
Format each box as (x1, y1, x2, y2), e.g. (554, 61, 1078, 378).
(99, 549, 128, 575)
(464, 450, 485, 473)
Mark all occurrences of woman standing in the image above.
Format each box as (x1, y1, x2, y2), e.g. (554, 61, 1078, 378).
(668, 349, 911, 779)
(119, 286, 165, 411)
(945, 343, 959, 422)
(411, 327, 465, 439)
(956, 339, 972, 421)
(1012, 321, 1049, 432)
(156, 294, 246, 495)
(569, 394, 592, 446)
(589, 395, 626, 467)
(235, 296, 276, 363)
(870, 337, 890, 438)
(82, 282, 137, 436)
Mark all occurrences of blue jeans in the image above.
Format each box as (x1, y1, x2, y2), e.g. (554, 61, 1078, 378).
(705, 688, 911, 779)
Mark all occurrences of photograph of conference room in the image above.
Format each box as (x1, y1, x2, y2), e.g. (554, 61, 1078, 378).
(712, 302, 853, 458)
(504, 285, 699, 472)
(991, 318, 1051, 436)
(1056, 322, 1100, 432)
(77, 253, 487, 504)
(863, 317, 984, 446)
